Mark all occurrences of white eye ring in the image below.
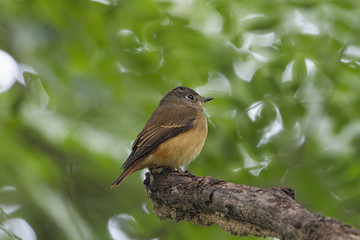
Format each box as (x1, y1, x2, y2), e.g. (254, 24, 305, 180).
(186, 94, 195, 101)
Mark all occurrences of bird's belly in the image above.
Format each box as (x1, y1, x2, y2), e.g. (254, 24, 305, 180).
(140, 115, 208, 168)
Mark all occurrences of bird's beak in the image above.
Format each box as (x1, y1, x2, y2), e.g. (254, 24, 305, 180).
(200, 97, 214, 102)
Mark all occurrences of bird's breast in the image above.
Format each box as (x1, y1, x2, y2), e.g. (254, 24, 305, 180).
(140, 112, 208, 168)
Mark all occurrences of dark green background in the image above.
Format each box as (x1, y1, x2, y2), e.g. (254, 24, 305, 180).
(1, 0, 360, 239)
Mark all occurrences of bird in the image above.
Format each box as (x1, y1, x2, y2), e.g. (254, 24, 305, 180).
(111, 86, 213, 187)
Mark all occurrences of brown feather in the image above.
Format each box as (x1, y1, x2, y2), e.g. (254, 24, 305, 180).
(121, 105, 196, 173)
(111, 159, 143, 188)
(111, 86, 212, 187)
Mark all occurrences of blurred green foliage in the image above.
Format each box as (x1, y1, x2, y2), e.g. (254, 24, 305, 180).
(1, 0, 360, 239)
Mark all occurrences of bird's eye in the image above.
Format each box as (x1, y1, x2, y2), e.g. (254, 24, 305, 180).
(186, 94, 195, 101)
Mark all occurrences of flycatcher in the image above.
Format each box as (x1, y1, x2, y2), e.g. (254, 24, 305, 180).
(111, 86, 213, 187)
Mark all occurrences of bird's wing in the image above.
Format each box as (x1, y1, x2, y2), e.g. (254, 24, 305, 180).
(121, 106, 197, 170)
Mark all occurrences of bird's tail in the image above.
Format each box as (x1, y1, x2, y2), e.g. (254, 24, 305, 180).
(111, 162, 141, 188)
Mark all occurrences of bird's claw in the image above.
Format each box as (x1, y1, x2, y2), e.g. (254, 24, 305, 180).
(173, 168, 193, 176)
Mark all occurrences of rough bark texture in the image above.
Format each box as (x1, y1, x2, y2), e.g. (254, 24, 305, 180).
(143, 168, 360, 240)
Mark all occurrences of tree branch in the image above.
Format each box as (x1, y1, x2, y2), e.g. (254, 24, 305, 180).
(143, 168, 360, 240)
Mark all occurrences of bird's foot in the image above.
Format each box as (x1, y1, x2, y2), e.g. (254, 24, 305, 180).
(174, 168, 193, 176)
(150, 167, 165, 174)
